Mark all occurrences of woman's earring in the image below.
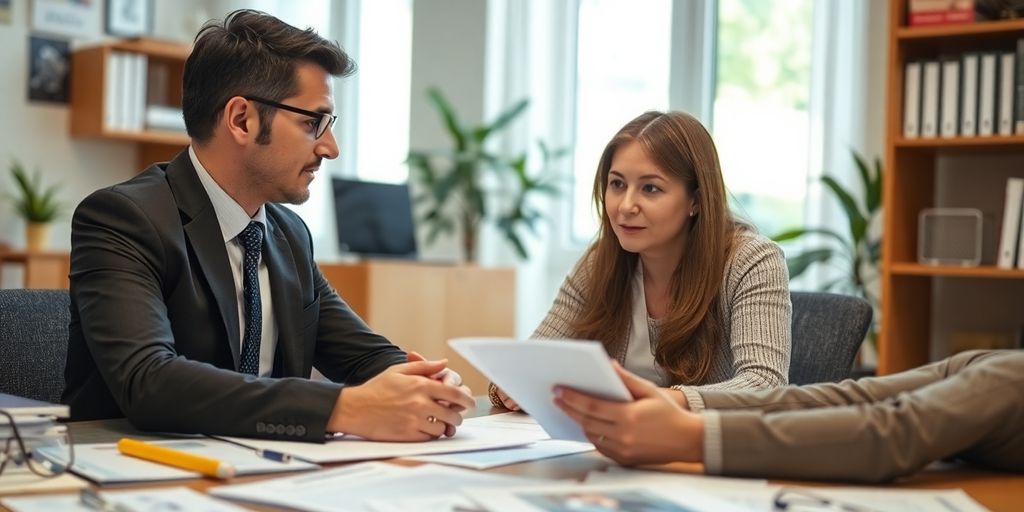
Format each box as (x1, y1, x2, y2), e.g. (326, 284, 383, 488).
(689, 211, 696, 217)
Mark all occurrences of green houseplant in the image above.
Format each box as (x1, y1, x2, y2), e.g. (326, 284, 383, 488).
(772, 150, 883, 344)
(8, 160, 63, 251)
(407, 87, 566, 262)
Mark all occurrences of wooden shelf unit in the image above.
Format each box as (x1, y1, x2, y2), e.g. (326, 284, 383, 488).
(70, 39, 190, 171)
(881, 4, 1024, 374)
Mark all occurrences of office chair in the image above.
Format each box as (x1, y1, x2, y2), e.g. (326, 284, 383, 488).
(0, 289, 70, 403)
(789, 291, 873, 385)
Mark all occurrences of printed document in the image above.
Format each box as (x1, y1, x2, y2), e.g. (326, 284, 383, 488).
(449, 337, 631, 441)
(36, 438, 318, 484)
(2, 487, 245, 512)
(210, 462, 552, 512)
(220, 422, 541, 463)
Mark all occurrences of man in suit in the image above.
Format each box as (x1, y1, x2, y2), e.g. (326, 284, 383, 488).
(555, 350, 1024, 482)
(62, 9, 474, 443)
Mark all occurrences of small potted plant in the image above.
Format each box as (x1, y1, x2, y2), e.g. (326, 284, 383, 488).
(8, 159, 63, 251)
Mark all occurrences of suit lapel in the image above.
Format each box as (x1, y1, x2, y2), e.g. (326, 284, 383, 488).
(166, 151, 242, 369)
(263, 211, 303, 377)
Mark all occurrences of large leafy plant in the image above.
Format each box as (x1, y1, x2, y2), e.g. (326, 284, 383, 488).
(772, 150, 883, 340)
(8, 160, 62, 223)
(408, 87, 565, 262)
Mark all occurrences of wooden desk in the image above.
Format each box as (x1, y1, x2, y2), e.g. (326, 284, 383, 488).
(318, 261, 516, 393)
(0, 250, 70, 289)
(4, 401, 1018, 512)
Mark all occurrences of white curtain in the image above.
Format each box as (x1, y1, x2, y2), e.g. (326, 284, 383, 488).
(802, 0, 883, 292)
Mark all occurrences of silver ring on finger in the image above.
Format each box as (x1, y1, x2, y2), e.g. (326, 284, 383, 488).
(427, 415, 437, 423)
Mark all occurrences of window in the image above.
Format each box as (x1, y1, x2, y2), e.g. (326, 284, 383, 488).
(571, 0, 673, 243)
(352, 0, 413, 184)
(713, 0, 814, 236)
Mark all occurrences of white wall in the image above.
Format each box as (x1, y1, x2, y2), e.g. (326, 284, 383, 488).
(408, 0, 489, 263)
(0, 0, 203, 286)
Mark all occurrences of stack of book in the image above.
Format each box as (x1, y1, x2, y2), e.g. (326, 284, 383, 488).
(0, 393, 70, 476)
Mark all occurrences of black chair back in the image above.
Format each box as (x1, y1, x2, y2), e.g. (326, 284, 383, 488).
(0, 289, 70, 403)
(789, 291, 873, 385)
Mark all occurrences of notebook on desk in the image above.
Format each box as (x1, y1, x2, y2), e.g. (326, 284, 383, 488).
(0, 393, 69, 418)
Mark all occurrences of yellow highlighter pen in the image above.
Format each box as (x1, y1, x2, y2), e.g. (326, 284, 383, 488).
(117, 438, 237, 479)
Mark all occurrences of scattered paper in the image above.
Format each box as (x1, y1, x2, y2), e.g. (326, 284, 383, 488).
(0, 471, 88, 496)
(2, 487, 246, 512)
(463, 481, 751, 512)
(409, 440, 593, 469)
(449, 337, 632, 442)
(36, 438, 318, 484)
(221, 422, 541, 464)
(211, 462, 553, 512)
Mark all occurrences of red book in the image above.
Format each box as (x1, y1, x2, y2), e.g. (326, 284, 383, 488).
(908, 0, 975, 26)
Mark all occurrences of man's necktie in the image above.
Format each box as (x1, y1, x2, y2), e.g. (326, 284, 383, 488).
(237, 221, 264, 375)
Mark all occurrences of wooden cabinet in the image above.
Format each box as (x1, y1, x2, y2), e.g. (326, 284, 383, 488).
(319, 261, 515, 393)
(0, 250, 70, 289)
(881, 2, 1024, 373)
(70, 38, 190, 170)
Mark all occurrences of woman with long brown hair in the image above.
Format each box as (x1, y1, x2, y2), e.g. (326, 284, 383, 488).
(489, 111, 791, 409)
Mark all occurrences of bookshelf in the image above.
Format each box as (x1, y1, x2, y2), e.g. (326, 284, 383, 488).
(70, 39, 190, 171)
(881, 2, 1024, 374)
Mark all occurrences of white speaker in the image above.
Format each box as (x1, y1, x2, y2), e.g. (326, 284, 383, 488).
(918, 208, 983, 266)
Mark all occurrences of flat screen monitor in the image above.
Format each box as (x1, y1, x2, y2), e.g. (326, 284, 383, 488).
(331, 178, 417, 258)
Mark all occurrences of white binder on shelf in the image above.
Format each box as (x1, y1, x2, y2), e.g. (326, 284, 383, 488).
(921, 60, 941, 138)
(904, 61, 922, 138)
(979, 53, 997, 136)
(997, 177, 1024, 269)
(940, 59, 960, 138)
(961, 53, 979, 136)
(998, 52, 1015, 136)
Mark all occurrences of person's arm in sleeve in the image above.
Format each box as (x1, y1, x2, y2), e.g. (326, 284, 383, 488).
(72, 189, 342, 442)
(675, 236, 791, 409)
(710, 350, 1024, 482)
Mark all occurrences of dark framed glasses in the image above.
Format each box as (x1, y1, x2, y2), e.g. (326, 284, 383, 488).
(0, 409, 74, 479)
(773, 487, 883, 512)
(244, 95, 337, 139)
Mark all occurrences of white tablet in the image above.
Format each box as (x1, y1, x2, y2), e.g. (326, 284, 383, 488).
(449, 337, 632, 442)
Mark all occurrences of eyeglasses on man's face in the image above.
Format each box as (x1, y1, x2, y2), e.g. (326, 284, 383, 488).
(243, 95, 338, 139)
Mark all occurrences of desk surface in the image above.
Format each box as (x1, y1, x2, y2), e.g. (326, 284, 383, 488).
(8, 400, 1024, 511)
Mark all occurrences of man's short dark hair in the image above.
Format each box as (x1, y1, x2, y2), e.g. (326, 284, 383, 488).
(182, 9, 355, 144)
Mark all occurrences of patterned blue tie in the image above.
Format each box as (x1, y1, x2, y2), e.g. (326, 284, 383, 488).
(237, 221, 264, 375)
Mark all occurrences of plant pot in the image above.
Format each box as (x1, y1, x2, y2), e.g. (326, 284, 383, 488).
(25, 222, 50, 252)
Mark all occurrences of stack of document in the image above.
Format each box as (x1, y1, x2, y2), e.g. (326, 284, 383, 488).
(0, 393, 71, 474)
(0, 393, 87, 494)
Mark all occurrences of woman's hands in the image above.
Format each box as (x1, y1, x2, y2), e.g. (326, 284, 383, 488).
(554, 361, 704, 466)
(492, 385, 521, 412)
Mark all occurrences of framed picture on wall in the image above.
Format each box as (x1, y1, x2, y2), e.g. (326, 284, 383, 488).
(0, 0, 11, 25)
(27, 35, 71, 103)
(105, 0, 152, 37)
(32, 0, 100, 38)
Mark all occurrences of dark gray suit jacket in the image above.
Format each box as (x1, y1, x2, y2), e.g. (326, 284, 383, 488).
(62, 151, 406, 442)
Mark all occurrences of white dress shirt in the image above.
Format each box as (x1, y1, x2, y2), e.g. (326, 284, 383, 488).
(189, 146, 278, 377)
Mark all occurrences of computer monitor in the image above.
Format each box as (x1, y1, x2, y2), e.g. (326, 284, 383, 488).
(331, 178, 417, 258)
